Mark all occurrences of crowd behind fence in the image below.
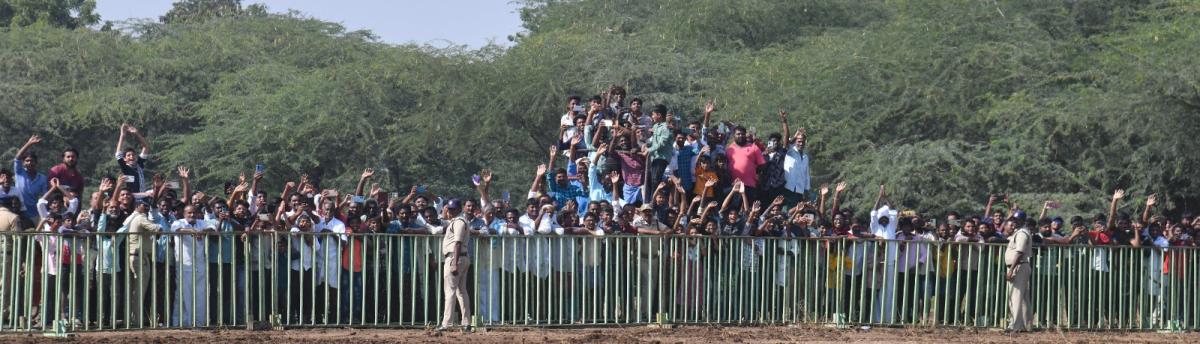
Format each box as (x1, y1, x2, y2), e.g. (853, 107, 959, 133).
(1, 232, 1196, 332)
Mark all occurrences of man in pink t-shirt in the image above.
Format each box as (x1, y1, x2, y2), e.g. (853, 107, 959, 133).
(725, 126, 765, 201)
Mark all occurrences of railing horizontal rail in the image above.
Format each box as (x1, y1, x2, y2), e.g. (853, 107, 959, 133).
(0, 232, 1193, 332)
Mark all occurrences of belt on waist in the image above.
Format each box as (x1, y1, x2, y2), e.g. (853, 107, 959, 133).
(444, 252, 468, 257)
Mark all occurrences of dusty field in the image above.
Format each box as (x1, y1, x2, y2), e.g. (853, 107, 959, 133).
(0, 325, 1195, 343)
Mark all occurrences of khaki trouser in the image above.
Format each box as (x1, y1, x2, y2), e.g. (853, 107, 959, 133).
(440, 256, 471, 327)
(128, 255, 151, 328)
(1007, 263, 1031, 331)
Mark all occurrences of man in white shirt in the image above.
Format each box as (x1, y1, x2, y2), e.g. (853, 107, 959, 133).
(781, 128, 811, 204)
(171, 205, 214, 327)
(313, 198, 345, 322)
(289, 214, 320, 324)
(870, 202, 898, 324)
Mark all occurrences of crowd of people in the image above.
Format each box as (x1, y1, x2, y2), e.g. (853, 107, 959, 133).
(0, 86, 1197, 331)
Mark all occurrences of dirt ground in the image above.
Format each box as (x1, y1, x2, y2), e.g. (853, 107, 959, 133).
(0, 325, 1195, 343)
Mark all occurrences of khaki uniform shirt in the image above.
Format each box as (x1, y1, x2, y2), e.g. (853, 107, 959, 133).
(125, 211, 163, 257)
(1005, 227, 1032, 266)
(441, 216, 470, 257)
(0, 207, 19, 253)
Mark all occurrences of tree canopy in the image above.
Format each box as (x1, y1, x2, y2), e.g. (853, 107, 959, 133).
(1, 0, 1197, 219)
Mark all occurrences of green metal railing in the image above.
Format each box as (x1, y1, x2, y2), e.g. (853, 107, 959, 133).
(0, 231, 1195, 331)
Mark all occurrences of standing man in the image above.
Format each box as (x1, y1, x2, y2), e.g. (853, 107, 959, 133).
(1004, 212, 1033, 333)
(724, 127, 766, 202)
(13, 135, 48, 226)
(437, 199, 472, 332)
(115, 124, 152, 195)
(48, 148, 85, 197)
(124, 199, 163, 328)
(0, 192, 21, 324)
(644, 105, 674, 202)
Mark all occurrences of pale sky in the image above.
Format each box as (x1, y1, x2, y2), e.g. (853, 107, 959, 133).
(95, 0, 526, 48)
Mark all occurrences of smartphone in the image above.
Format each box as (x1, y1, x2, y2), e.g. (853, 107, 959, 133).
(255, 163, 265, 174)
(471, 174, 481, 186)
(416, 185, 427, 194)
(257, 213, 271, 222)
(389, 192, 399, 200)
(601, 119, 614, 127)
(572, 105, 585, 113)
(352, 195, 365, 203)
(502, 191, 510, 202)
(166, 181, 180, 189)
(124, 175, 135, 183)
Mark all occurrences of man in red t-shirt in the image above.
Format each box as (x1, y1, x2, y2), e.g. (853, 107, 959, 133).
(47, 148, 85, 196)
(724, 126, 765, 201)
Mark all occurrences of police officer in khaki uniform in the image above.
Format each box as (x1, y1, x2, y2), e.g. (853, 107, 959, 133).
(1004, 211, 1033, 332)
(437, 199, 472, 332)
(0, 197, 21, 323)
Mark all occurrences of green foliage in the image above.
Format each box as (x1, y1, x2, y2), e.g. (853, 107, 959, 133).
(0, 0, 1197, 216)
(0, 0, 99, 29)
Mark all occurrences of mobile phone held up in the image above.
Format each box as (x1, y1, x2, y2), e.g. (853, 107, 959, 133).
(416, 185, 427, 194)
(255, 163, 265, 174)
(472, 174, 481, 186)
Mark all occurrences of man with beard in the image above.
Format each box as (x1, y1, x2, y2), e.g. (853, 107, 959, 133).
(48, 148, 85, 197)
(724, 127, 766, 202)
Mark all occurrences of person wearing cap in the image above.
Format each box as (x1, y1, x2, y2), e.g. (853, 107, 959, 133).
(632, 202, 671, 321)
(437, 198, 472, 332)
(125, 198, 163, 327)
(1004, 212, 1033, 332)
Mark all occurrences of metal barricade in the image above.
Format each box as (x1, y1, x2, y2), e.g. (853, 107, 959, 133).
(0, 231, 1195, 331)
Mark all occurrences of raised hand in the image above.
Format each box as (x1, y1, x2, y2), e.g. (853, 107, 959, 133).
(480, 169, 494, 185)
(299, 174, 310, 186)
(1146, 194, 1157, 207)
(707, 201, 719, 209)
(835, 181, 847, 193)
(238, 171, 246, 185)
(819, 183, 829, 196)
(234, 182, 250, 194)
(285, 181, 296, 190)
(98, 178, 114, 193)
(370, 183, 382, 197)
(733, 179, 745, 193)
(751, 200, 763, 214)
(126, 125, 139, 135)
(49, 178, 60, 190)
(176, 166, 190, 179)
(596, 143, 609, 155)
(536, 164, 548, 176)
(608, 171, 621, 184)
(1113, 189, 1126, 200)
(704, 178, 717, 188)
(361, 167, 375, 180)
(548, 145, 558, 159)
(253, 171, 264, 181)
(772, 195, 785, 207)
(704, 99, 715, 114)
(26, 135, 42, 146)
(989, 194, 997, 203)
(778, 110, 787, 121)
(570, 132, 583, 146)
